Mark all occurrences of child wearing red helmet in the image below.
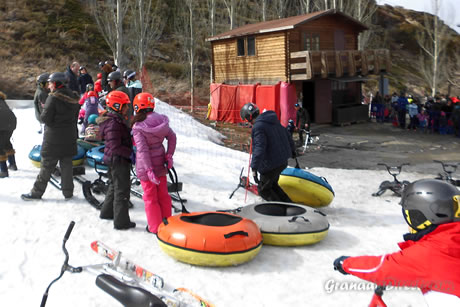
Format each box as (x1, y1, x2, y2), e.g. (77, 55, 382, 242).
(131, 93, 176, 234)
(97, 90, 136, 230)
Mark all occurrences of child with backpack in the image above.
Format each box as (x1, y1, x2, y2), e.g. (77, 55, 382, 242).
(131, 93, 176, 234)
(81, 90, 103, 134)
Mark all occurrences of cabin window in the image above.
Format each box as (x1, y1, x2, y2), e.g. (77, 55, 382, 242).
(247, 36, 255, 56)
(237, 36, 256, 57)
(301, 32, 320, 51)
(332, 81, 347, 91)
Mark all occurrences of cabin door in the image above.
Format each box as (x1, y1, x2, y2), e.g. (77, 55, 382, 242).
(334, 30, 345, 50)
(302, 81, 315, 122)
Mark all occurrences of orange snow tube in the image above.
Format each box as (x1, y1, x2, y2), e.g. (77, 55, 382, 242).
(157, 212, 263, 267)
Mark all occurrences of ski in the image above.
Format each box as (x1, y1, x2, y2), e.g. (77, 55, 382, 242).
(90, 240, 214, 307)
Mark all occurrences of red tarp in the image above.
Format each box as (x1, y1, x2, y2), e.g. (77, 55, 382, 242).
(209, 82, 295, 125)
(280, 82, 297, 127)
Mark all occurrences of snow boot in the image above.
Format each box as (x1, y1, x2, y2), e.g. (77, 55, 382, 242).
(7, 154, 17, 171)
(21, 193, 42, 201)
(0, 160, 8, 178)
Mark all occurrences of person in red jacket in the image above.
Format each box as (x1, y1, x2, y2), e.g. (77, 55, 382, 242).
(334, 179, 460, 305)
(94, 73, 103, 95)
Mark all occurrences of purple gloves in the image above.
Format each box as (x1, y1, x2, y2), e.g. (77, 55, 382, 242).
(147, 169, 160, 185)
(165, 154, 173, 170)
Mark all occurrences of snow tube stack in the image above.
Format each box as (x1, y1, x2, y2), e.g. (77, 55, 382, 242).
(278, 167, 334, 207)
(157, 212, 263, 266)
(86, 145, 108, 170)
(237, 202, 329, 246)
(28, 144, 86, 168)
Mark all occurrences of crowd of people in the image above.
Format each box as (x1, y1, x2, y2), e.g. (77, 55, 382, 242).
(1, 59, 177, 234)
(370, 91, 460, 136)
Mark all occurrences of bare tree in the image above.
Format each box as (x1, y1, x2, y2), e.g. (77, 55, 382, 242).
(89, 0, 129, 67)
(223, 0, 243, 29)
(128, 0, 165, 72)
(416, 0, 449, 96)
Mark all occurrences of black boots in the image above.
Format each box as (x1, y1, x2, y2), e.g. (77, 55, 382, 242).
(7, 154, 17, 171)
(21, 193, 42, 201)
(0, 161, 7, 178)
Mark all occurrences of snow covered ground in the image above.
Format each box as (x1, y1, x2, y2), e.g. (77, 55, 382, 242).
(1, 100, 433, 307)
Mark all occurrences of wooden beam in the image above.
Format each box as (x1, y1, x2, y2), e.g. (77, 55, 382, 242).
(361, 50, 369, 75)
(290, 50, 309, 58)
(291, 74, 312, 80)
(305, 51, 312, 80)
(321, 51, 328, 78)
(335, 51, 343, 77)
(348, 51, 356, 76)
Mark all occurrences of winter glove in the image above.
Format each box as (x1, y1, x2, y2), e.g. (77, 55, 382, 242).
(252, 168, 259, 184)
(165, 154, 173, 170)
(333, 256, 350, 275)
(130, 151, 136, 165)
(147, 169, 160, 185)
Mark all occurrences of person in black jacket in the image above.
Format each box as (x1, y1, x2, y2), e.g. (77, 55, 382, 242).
(78, 66, 94, 95)
(240, 102, 295, 202)
(21, 72, 80, 201)
(295, 103, 311, 147)
(65, 61, 80, 93)
(33, 73, 49, 134)
(0, 91, 17, 178)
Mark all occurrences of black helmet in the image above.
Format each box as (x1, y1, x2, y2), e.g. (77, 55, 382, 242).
(107, 71, 122, 82)
(401, 179, 460, 232)
(86, 83, 94, 91)
(240, 102, 260, 122)
(37, 73, 50, 84)
(79, 66, 86, 72)
(98, 61, 104, 68)
(48, 72, 68, 86)
(123, 69, 136, 80)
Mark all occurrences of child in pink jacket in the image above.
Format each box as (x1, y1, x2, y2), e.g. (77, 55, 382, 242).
(131, 93, 176, 234)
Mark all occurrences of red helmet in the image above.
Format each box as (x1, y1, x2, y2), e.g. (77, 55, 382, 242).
(106, 91, 130, 112)
(87, 91, 97, 98)
(97, 73, 102, 79)
(133, 93, 155, 112)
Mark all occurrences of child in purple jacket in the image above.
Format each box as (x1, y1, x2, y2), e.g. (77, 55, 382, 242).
(131, 93, 176, 234)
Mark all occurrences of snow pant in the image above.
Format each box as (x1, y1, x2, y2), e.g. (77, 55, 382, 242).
(31, 155, 74, 198)
(141, 176, 172, 234)
(99, 157, 132, 228)
(0, 130, 14, 161)
(408, 116, 418, 130)
(398, 110, 406, 128)
(257, 163, 292, 202)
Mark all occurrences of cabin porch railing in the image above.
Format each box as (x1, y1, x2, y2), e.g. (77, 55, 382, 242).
(289, 49, 390, 80)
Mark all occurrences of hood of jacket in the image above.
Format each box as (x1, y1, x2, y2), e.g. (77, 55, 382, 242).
(254, 110, 279, 126)
(133, 112, 170, 137)
(50, 88, 80, 105)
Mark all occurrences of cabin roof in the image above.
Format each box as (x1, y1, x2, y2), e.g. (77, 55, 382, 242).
(206, 9, 368, 42)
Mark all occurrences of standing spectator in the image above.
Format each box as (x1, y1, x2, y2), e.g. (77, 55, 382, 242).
(33, 73, 49, 134)
(383, 94, 391, 122)
(407, 99, 419, 131)
(21, 72, 80, 200)
(372, 91, 384, 122)
(240, 102, 296, 202)
(94, 73, 103, 95)
(294, 102, 311, 147)
(123, 70, 143, 102)
(78, 66, 94, 95)
(0, 91, 17, 178)
(131, 93, 176, 234)
(417, 109, 429, 133)
(65, 61, 80, 93)
(97, 91, 136, 230)
(397, 92, 408, 129)
(99, 61, 113, 92)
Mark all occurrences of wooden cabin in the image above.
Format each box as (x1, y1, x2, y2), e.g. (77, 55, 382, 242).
(206, 9, 390, 125)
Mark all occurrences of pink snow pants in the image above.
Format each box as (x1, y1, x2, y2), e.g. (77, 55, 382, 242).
(141, 176, 172, 234)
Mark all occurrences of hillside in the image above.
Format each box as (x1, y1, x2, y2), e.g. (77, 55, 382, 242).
(0, 1, 459, 100)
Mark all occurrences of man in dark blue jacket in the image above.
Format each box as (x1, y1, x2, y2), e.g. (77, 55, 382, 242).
(240, 102, 296, 202)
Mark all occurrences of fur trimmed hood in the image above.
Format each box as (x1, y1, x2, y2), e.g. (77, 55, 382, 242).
(0, 91, 6, 100)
